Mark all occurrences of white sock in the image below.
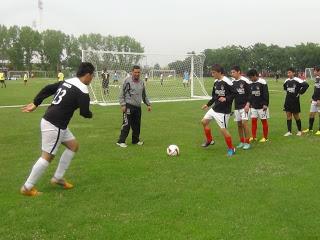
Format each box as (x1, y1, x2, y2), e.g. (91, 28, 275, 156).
(24, 157, 50, 190)
(53, 149, 75, 180)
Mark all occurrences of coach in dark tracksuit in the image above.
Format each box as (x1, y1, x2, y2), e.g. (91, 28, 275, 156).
(117, 65, 152, 148)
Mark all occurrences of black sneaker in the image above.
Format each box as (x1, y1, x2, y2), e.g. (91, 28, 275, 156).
(201, 140, 215, 147)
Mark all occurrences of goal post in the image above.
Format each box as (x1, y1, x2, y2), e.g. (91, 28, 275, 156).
(305, 67, 315, 80)
(81, 50, 208, 105)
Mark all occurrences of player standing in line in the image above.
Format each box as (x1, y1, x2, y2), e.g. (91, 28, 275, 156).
(160, 73, 164, 86)
(303, 66, 320, 135)
(0, 70, 6, 88)
(101, 68, 110, 95)
(231, 66, 251, 150)
(283, 68, 309, 136)
(247, 69, 270, 143)
(20, 62, 95, 196)
(183, 71, 189, 87)
(117, 65, 152, 148)
(57, 70, 64, 82)
(24, 72, 28, 86)
(201, 64, 237, 156)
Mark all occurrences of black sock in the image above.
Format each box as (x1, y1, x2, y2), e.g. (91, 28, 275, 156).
(309, 117, 315, 130)
(287, 119, 292, 132)
(296, 119, 302, 131)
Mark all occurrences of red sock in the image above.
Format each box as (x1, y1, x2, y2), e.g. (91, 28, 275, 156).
(261, 119, 268, 139)
(204, 127, 213, 142)
(245, 138, 250, 144)
(251, 118, 257, 138)
(240, 137, 245, 143)
(224, 136, 234, 149)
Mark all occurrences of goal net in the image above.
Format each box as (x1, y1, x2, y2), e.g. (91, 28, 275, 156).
(81, 50, 208, 105)
(305, 68, 315, 80)
(7, 71, 29, 80)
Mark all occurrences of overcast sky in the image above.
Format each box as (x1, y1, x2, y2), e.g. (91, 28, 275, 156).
(2, 0, 320, 54)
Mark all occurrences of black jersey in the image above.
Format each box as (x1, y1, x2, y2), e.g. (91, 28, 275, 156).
(33, 78, 92, 129)
(233, 76, 251, 110)
(312, 76, 320, 101)
(206, 76, 237, 114)
(284, 77, 309, 101)
(248, 78, 269, 109)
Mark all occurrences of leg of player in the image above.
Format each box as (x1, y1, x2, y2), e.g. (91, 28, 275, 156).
(117, 111, 130, 147)
(303, 112, 316, 133)
(293, 113, 302, 136)
(131, 107, 143, 145)
(260, 119, 269, 142)
(220, 128, 235, 156)
(21, 151, 54, 196)
(284, 112, 293, 136)
(201, 118, 214, 147)
(50, 139, 78, 189)
(242, 119, 251, 150)
(236, 121, 245, 148)
(250, 118, 258, 142)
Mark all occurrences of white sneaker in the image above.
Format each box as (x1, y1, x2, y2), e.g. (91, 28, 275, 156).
(283, 132, 292, 137)
(116, 142, 128, 148)
(296, 131, 302, 136)
(136, 141, 144, 146)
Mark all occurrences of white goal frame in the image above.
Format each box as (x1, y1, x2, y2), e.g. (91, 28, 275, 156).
(305, 67, 315, 80)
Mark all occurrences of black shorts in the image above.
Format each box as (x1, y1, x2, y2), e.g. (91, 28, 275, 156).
(102, 80, 109, 88)
(284, 99, 301, 113)
(0, 80, 4, 83)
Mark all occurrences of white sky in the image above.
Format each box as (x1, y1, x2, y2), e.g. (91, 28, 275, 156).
(2, 0, 320, 54)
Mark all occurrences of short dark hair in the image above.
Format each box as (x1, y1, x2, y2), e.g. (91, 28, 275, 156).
(231, 65, 241, 72)
(76, 62, 95, 77)
(247, 69, 259, 77)
(132, 65, 141, 71)
(287, 67, 295, 72)
(314, 66, 320, 72)
(212, 64, 224, 74)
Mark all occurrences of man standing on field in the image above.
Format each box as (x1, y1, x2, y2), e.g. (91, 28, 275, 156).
(116, 65, 152, 148)
(231, 66, 251, 150)
(201, 64, 237, 156)
(20, 62, 95, 196)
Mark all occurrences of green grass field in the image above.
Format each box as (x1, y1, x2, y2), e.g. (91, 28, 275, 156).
(1, 78, 320, 239)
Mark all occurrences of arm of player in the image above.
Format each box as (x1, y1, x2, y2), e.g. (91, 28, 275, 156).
(205, 86, 216, 107)
(261, 83, 269, 107)
(78, 94, 92, 118)
(119, 80, 128, 108)
(298, 81, 309, 95)
(225, 83, 237, 103)
(33, 82, 61, 107)
(142, 85, 152, 111)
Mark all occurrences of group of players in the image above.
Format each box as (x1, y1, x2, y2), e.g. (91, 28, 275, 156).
(201, 64, 320, 156)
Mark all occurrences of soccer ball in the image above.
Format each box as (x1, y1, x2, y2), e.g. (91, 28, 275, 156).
(166, 145, 180, 156)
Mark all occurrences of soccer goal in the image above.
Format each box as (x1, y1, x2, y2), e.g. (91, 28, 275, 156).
(81, 50, 208, 105)
(7, 71, 29, 80)
(305, 68, 315, 80)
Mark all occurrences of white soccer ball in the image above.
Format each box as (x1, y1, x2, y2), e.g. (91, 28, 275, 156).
(166, 144, 180, 156)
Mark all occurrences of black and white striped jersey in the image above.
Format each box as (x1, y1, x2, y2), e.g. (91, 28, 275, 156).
(33, 78, 92, 129)
(206, 76, 237, 114)
(312, 77, 320, 101)
(232, 76, 251, 110)
(248, 78, 269, 109)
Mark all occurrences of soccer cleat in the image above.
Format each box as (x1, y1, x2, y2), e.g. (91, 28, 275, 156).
(302, 129, 312, 133)
(242, 143, 251, 150)
(236, 142, 244, 148)
(50, 178, 74, 189)
(249, 137, 257, 142)
(201, 140, 215, 147)
(315, 130, 320, 136)
(259, 137, 269, 143)
(20, 186, 42, 197)
(296, 131, 302, 136)
(116, 142, 128, 148)
(283, 132, 292, 137)
(135, 141, 144, 146)
(227, 148, 236, 157)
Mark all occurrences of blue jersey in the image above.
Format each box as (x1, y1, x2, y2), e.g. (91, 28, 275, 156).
(184, 72, 189, 80)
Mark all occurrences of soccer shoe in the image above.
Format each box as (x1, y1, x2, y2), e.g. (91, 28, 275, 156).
(20, 186, 42, 197)
(201, 140, 215, 147)
(283, 132, 292, 137)
(296, 131, 302, 136)
(302, 129, 312, 133)
(135, 141, 144, 146)
(249, 137, 257, 142)
(116, 142, 128, 148)
(242, 143, 251, 150)
(227, 148, 236, 157)
(50, 178, 74, 189)
(315, 130, 320, 136)
(259, 137, 269, 143)
(236, 142, 244, 148)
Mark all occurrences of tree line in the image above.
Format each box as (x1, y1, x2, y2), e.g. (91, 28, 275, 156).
(0, 25, 144, 72)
